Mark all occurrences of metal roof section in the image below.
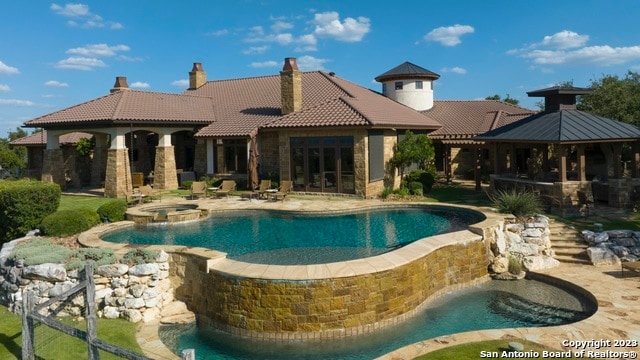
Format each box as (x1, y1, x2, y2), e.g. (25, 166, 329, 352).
(374, 61, 440, 82)
(526, 86, 594, 97)
(475, 109, 640, 143)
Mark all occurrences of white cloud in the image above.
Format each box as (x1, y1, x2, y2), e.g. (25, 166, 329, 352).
(271, 21, 293, 33)
(50, 3, 89, 17)
(312, 11, 370, 42)
(66, 44, 130, 57)
(242, 46, 269, 55)
(55, 57, 107, 70)
(45, 80, 69, 87)
(523, 45, 640, 66)
(0, 99, 35, 106)
(0, 84, 10, 92)
(249, 61, 279, 68)
(171, 79, 189, 87)
(295, 34, 317, 51)
(541, 30, 589, 49)
(130, 82, 150, 89)
(51, 3, 123, 29)
(441, 67, 467, 74)
(297, 55, 329, 71)
(424, 24, 474, 46)
(0, 61, 20, 75)
(117, 55, 143, 62)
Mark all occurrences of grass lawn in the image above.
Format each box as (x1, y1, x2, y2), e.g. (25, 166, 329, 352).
(58, 194, 114, 212)
(416, 339, 579, 359)
(0, 305, 143, 359)
(429, 182, 492, 206)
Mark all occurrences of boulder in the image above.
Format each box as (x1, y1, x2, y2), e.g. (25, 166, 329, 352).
(160, 301, 189, 318)
(142, 307, 160, 323)
(129, 263, 159, 276)
(95, 288, 114, 300)
(130, 284, 145, 298)
(103, 306, 120, 319)
(493, 228, 506, 255)
(97, 264, 129, 277)
(122, 309, 143, 323)
(508, 242, 539, 257)
(490, 257, 509, 273)
(22, 263, 66, 282)
(124, 297, 146, 309)
(155, 250, 169, 263)
(48, 282, 75, 297)
(522, 255, 560, 271)
(587, 247, 620, 266)
(160, 312, 196, 324)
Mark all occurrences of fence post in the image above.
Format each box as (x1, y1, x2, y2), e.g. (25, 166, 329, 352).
(85, 264, 99, 360)
(21, 290, 35, 360)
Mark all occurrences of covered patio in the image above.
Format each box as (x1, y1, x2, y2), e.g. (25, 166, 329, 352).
(475, 86, 640, 215)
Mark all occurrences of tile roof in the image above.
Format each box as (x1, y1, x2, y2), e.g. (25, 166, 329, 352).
(475, 109, 640, 143)
(189, 71, 441, 136)
(23, 90, 216, 128)
(374, 62, 440, 82)
(10, 131, 91, 146)
(424, 100, 535, 139)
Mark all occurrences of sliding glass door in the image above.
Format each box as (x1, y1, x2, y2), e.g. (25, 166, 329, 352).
(290, 136, 354, 194)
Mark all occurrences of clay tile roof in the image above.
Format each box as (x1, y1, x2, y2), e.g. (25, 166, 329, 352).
(424, 100, 535, 139)
(24, 90, 215, 128)
(9, 131, 91, 146)
(190, 71, 441, 136)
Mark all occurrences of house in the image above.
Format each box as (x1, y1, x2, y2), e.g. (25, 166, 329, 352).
(21, 58, 442, 198)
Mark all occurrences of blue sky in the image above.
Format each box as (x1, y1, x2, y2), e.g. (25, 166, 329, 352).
(1, 1, 640, 138)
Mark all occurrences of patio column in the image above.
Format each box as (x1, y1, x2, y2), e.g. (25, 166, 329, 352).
(475, 146, 482, 191)
(577, 144, 586, 181)
(613, 143, 623, 178)
(445, 144, 452, 184)
(90, 133, 108, 186)
(193, 138, 207, 177)
(542, 145, 551, 172)
(104, 131, 132, 198)
(206, 139, 215, 174)
(42, 131, 65, 187)
(558, 144, 568, 182)
(153, 133, 179, 191)
(509, 143, 517, 175)
(492, 143, 500, 174)
(632, 141, 640, 178)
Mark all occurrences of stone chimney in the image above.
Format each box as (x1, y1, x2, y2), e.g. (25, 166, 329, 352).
(527, 86, 593, 112)
(189, 62, 206, 90)
(280, 57, 302, 115)
(110, 76, 129, 93)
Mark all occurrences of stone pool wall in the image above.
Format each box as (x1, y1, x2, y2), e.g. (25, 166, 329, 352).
(169, 233, 492, 340)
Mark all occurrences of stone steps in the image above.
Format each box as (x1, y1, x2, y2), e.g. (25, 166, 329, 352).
(548, 220, 591, 265)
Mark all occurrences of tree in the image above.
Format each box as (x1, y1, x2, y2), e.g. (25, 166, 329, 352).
(485, 94, 519, 105)
(390, 130, 435, 181)
(0, 127, 27, 170)
(577, 71, 640, 127)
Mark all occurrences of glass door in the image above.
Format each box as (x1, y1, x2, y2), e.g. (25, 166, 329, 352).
(323, 146, 337, 193)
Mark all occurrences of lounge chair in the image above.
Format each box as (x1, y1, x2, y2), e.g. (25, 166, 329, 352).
(270, 180, 292, 201)
(126, 189, 145, 206)
(214, 180, 237, 198)
(190, 181, 208, 199)
(139, 185, 163, 202)
(252, 179, 272, 199)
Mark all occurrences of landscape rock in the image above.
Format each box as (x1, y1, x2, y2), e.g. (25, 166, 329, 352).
(97, 264, 129, 277)
(587, 247, 620, 266)
(129, 263, 159, 276)
(522, 255, 560, 271)
(22, 263, 67, 282)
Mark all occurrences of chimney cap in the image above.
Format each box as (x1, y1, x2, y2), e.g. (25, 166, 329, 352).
(111, 76, 129, 93)
(282, 57, 298, 72)
(191, 62, 204, 72)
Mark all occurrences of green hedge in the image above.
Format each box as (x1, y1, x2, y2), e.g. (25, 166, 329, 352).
(40, 209, 95, 237)
(96, 199, 127, 222)
(0, 180, 60, 244)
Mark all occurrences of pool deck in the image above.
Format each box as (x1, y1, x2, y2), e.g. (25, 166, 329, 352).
(127, 195, 640, 359)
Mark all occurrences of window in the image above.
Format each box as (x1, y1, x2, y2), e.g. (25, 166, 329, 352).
(368, 130, 384, 181)
(382, 83, 387, 93)
(415, 80, 423, 89)
(395, 81, 403, 90)
(222, 139, 247, 174)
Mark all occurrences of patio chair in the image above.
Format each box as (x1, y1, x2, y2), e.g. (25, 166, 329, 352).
(214, 180, 237, 198)
(190, 181, 208, 199)
(139, 185, 163, 202)
(252, 179, 272, 199)
(270, 180, 293, 201)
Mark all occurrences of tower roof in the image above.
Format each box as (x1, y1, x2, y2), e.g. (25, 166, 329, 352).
(375, 61, 440, 82)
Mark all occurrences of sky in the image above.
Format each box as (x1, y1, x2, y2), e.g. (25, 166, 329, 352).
(1, 0, 640, 138)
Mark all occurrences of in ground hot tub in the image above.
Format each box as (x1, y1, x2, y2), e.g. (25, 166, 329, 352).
(126, 203, 205, 224)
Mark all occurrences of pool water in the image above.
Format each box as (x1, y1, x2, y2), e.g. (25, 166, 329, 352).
(159, 278, 595, 360)
(104, 207, 485, 264)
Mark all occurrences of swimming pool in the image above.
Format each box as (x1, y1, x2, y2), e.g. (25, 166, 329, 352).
(103, 206, 485, 265)
(159, 277, 595, 360)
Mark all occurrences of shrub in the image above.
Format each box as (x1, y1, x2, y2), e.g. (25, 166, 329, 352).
(9, 238, 73, 266)
(182, 180, 193, 190)
(508, 255, 523, 274)
(393, 187, 410, 197)
(77, 208, 101, 227)
(490, 189, 543, 218)
(121, 248, 159, 266)
(408, 181, 423, 196)
(66, 247, 116, 271)
(97, 199, 128, 223)
(40, 209, 95, 237)
(0, 180, 60, 244)
(380, 187, 394, 199)
(405, 169, 436, 195)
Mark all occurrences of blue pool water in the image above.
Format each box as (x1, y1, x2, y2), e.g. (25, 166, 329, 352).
(159, 278, 595, 360)
(104, 207, 485, 264)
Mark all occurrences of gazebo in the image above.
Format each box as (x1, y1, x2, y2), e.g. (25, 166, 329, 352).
(475, 86, 640, 215)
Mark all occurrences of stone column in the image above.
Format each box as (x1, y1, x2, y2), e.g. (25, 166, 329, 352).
(558, 145, 568, 182)
(193, 138, 207, 177)
(577, 144, 586, 181)
(153, 133, 179, 190)
(104, 132, 132, 198)
(42, 149, 65, 188)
